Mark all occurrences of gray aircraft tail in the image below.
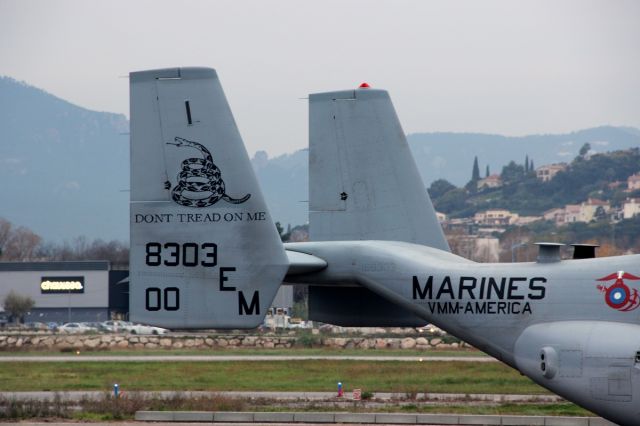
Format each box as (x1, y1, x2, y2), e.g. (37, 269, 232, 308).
(129, 67, 288, 328)
(309, 87, 449, 251)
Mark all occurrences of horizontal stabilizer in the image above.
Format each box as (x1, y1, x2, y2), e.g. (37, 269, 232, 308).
(285, 250, 327, 276)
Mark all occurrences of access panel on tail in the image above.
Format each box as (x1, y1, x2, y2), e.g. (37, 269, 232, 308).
(129, 67, 288, 328)
(309, 87, 449, 251)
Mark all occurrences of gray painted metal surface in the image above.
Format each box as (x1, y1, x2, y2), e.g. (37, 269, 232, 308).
(308, 88, 449, 251)
(129, 67, 288, 328)
(128, 68, 639, 425)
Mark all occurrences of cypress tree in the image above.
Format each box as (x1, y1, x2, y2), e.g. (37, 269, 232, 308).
(466, 156, 481, 193)
(472, 156, 480, 182)
(485, 165, 490, 178)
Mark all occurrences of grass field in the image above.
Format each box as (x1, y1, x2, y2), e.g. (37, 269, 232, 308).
(0, 360, 546, 394)
(0, 357, 596, 420)
(0, 347, 486, 357)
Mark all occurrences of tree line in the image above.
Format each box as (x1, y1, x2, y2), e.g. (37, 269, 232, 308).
(0, 218, 128, 264)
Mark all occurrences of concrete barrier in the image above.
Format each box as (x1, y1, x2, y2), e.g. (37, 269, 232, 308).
(213, 411, 255, 422)
(587, 418, 617, 426)
(173, 411, 214, 422)
(135, 411, 174, 421)
(545, 417, 590, 426)
(457, 414, 501, 425)
(293, 412, 335, 423)
(253, 412, 296, 422)
(374, 413, 416, 424)
(134, 411, 605, 425)
(415, 414, 463, 425)
(334, 413, 376, 423)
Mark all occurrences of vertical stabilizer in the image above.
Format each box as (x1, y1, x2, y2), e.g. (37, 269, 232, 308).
(309, 88, 449, 251)
(129, 67, 287, 328)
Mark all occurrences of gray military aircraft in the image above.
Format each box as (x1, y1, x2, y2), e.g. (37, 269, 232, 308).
(129, 67, 640, 425)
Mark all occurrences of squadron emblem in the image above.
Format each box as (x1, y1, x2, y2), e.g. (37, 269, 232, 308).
(166, 137, 251, 208)
(596, 271, 640, 312)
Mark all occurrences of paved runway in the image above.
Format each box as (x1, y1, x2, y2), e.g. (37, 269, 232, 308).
(0, 355, 494, 362)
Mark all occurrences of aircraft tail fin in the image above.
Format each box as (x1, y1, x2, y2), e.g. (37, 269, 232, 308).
(309, 87, 449, 251)
(129, 67, 288, 328)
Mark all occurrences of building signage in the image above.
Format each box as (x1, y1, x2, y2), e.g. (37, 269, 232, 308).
(40, 276, 85, 294)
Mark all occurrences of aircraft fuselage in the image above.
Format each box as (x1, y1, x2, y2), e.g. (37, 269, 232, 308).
(285, 241, 640, 425)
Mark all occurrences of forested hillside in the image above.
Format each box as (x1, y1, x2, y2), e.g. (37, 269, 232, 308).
(430, 147, 640, 218)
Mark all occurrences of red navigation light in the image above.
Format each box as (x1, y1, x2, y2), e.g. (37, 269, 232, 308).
(358, 82, 371, 88)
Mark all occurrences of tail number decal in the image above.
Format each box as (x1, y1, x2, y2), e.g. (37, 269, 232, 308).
(145, 287, 180, 311)
(145, 242, 217, 267)
(143, 242, 260, 316)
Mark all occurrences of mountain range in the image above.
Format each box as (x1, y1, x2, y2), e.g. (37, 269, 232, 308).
(1, 76, 639, 242)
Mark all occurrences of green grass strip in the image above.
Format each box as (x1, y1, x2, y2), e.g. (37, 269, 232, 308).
(0, 348, 486, 357)
(0, 360, 546, 394)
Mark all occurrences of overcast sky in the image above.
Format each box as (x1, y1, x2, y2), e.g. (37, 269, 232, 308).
(1, 0, 638, 156)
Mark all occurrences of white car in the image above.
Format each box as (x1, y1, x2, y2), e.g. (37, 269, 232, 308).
(57, 322, 94, 334)
(102, 320, 133, 333)
(102, 320, 168, 335)
(128, 323, 169, 335)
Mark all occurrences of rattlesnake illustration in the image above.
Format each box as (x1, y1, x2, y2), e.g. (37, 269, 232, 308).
(166, 137, 251, 208)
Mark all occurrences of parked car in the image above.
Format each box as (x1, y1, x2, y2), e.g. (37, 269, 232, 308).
(101, 320, 167, 335)
(128, 323, 169, 335)
(84, 322, 109, 332)
(57, 322, 94, 334)
(101, 320, 133, 333)
(78, 322, 103, 332)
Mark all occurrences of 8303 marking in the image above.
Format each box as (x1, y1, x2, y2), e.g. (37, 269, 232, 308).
(145, 242, 217, 267)
(142, 241, 260, 315)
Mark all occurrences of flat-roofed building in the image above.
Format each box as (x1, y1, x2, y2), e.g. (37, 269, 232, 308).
(0, 261, 120, 323)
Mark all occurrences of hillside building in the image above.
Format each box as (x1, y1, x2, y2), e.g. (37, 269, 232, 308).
(535, 163, 567, 182)
(474, 209, 519, 226)
(579, 198, 610, 222)
(477, 174, 502, 190)
(445, 234, 500, 263)
(627, 173, 640, 191)
(623, 198, 640, 219)
(543, 208, 566, 225)
(546, 199, 611, 226)
(563, 205, 582, 224)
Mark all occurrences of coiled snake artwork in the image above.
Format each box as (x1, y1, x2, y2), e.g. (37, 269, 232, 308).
(166, 137, 251, 208)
